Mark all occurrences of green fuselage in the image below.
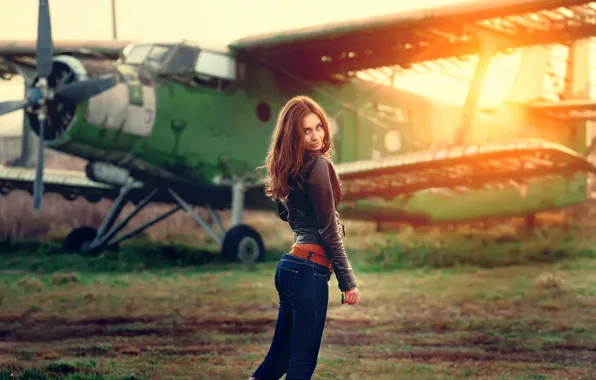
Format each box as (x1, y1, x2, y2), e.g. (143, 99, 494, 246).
(53, 56, 588, 224)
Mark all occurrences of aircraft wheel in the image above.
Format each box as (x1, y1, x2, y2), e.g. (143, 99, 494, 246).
(62, 226, 119, 255)
(221, 224, 265, 264)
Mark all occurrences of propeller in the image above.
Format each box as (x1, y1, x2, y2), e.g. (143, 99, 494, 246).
(0, 0, 119, 213)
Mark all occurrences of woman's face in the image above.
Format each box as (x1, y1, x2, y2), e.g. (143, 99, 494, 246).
(301, 112, 325, 152)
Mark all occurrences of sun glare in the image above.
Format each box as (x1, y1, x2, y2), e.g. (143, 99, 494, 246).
(389, 53, 521, 107)
(386, 41, 596, 108)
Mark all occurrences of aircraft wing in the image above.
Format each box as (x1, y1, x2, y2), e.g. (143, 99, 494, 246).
(230, 0, 596, 80)
(0, 165, 119, 203)
(0, 165, 275, 211)
(528, 99, 596, 121)
(2, 138, 593, 218)
(0, 40, 130, 78)
(334, 138, 596, 201)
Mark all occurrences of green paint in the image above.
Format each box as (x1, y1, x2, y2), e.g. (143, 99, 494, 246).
(339, 175, 587, 223)
(128, 84, 143, 107)
(46, 42, 592, 224)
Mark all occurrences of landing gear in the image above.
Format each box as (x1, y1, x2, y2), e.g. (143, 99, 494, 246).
(62, 226, 97, 253)
(213, 176, 266, 263)
(60, 178, 266, 264)
(62, 226, 120, 254)
(222, 224, 265, 263)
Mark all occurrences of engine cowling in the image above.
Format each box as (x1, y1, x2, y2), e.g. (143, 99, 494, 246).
(26, 54, 119, 148)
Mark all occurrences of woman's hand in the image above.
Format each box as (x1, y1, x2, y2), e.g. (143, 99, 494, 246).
(343, 287, 359, 305)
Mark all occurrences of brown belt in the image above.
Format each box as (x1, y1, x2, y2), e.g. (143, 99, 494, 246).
(289, 244, 333, 271)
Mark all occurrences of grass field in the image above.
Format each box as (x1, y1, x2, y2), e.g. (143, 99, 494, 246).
(2, 191, 596, 379)
(2, 232, 596, 379)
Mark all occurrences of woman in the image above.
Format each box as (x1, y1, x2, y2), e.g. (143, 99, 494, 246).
(250, 95, 359, 380)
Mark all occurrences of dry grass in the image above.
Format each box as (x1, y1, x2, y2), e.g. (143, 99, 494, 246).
(2, 187, 596, 252)
(3, 189, 596, 284)
(0, 190, 298, 250)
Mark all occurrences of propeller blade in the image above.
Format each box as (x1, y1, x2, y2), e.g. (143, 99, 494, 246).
(55, 75, 119, 102)
(33, 117, 46, 212)
(0, 100, 26, 116)
(36, 0, 54, 79)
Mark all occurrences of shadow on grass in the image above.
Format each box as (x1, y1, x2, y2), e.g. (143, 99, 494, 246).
(0, 238, 286, 275)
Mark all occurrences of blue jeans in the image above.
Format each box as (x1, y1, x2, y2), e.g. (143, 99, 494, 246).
(252, 253, 332, 380)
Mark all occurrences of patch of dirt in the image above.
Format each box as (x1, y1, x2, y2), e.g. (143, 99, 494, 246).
(3, 314, 596, 367)
(326, 318, 375, 330)
(192, 318, 274, 334)
(370, 349, 596, 365)
(325, 332, 385, 346)
(323, 328, 596, 366)
(0, 314, 164, 325)
(0, 315, 275, 342)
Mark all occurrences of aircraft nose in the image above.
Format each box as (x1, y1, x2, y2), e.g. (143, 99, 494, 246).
(27, 88, 44, 107)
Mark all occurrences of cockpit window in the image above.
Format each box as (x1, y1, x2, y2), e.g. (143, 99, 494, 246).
(124, 44, 152, 65)
(122, 42, 240, 91)
(144, 45, 172, 71)
(193, 51, 237, 91)
(162, 45, 199, 74)
(195, 51, 236, 80)
(122, 44, 172, 68)
(147, 45, 171, 62)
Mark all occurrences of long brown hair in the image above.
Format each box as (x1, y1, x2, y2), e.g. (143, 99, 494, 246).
(260, 95, 341, 203)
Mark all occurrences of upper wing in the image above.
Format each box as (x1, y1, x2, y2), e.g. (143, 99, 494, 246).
(0, 40, 130, 78)
(333, 138, 596, 201)
(230, 0, 596, 80)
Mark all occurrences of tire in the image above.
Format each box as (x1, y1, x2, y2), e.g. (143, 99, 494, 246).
(61, 226, 120, 255)
(221, 224, 265, 264)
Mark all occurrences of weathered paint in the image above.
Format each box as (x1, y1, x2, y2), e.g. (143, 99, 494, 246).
(84, 82, 156, 138)
(48, 50, 591, 223)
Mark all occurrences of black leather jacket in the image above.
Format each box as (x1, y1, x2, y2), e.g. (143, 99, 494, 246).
(276, 154, 357, 292)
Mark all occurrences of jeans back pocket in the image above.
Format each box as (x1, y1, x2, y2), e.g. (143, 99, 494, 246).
(278, 265, 299, 296)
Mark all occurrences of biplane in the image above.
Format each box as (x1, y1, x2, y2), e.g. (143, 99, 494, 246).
(1, 0, 596, 263)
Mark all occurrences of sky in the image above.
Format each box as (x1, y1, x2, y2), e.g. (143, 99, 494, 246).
(0, 0, 589, 136)
(0, 0, 469, 45)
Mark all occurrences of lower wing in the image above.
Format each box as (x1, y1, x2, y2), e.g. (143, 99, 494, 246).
(2, 138, 593, 217)
(335, 138, 596, 201)
(0, 165, 273, 212)
(0, 165, 117, 203)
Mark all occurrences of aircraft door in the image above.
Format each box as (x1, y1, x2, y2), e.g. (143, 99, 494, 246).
(183, 49, 241, 181)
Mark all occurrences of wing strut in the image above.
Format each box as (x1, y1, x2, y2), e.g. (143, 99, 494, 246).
(453, 28, 506, 145)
